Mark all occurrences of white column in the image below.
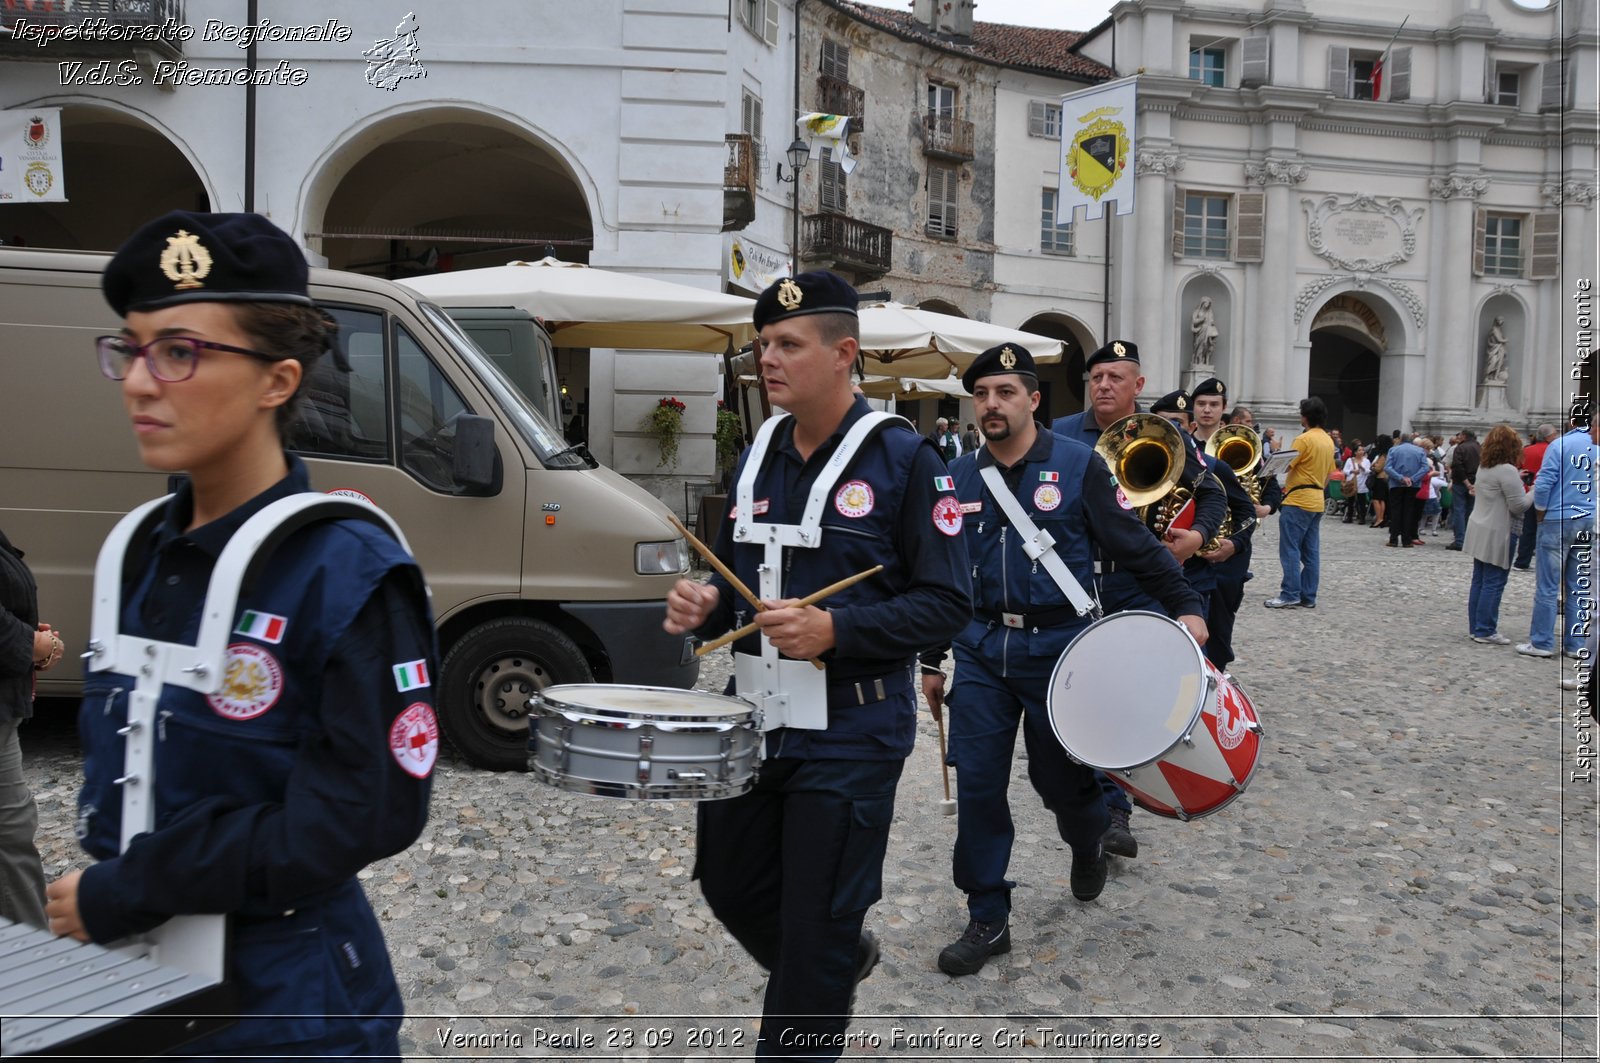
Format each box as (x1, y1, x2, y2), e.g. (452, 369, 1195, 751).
(1132, 146, 1184, 378)
(1427, 173, 1490, 414)
(1244, 157, 1307, 420)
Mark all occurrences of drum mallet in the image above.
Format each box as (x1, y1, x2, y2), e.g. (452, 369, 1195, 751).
(933, 704, 956, 816)
(694, 565, 884, 657)
(668, 513, 825, 670)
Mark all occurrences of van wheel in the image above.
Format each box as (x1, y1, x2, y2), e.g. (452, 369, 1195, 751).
(439, 618, 593, 771)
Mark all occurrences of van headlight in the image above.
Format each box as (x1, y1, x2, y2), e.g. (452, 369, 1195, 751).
(636, 539, 690, 575)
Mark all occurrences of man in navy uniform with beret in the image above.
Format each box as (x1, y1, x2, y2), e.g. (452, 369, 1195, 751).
(1050, 341, 1225, 859)
(920, 344, 1204, 976)
(664, 271, 970, 1058)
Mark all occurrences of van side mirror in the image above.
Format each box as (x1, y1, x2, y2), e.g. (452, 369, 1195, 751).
(452, 414, 499, 494)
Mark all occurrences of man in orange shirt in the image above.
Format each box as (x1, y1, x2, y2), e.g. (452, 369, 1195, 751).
(1264, 397, 1337, 609)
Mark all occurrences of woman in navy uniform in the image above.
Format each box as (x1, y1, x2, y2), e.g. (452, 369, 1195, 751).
(43, 212, 436, 1060)
(921, 345, 1206, 976)
(664, 272, 970, 1059)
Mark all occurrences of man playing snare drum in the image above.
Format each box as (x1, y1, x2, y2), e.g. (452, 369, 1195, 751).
(920, 344, 1205, 976)
(664, 271, 970, 1057)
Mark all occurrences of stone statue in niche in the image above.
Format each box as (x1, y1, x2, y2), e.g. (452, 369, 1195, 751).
(1190, 297, 1219, 367)
(1482, 316, 1508, 383)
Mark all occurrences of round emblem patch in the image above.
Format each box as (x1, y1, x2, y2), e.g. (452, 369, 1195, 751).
(207, 643, 284, 721)
(932, 495, 964, 537)
(1115, 486, 1134, 510)
(835, 480, 875, 518)
(1034, 484, 1063, 512)
(327, 487, 374, 504)
(390, 702, 440, 778)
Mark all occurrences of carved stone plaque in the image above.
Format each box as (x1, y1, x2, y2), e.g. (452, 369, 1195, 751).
(1302, 194, 1422, 274)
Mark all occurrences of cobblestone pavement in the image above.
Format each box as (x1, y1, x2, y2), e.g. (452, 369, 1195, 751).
(19, 517, 1598, 1059)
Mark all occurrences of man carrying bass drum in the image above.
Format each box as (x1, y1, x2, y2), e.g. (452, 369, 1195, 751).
(919, 343, 1205, 977)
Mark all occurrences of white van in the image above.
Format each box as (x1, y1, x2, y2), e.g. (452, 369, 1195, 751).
(0, 247, 697, 770)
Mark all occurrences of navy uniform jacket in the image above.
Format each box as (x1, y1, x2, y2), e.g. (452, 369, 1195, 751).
(700, 397, 971, 759)
(1053, 408, 1225, 611)
(930, 425, 1200, 676)
(75, 455, 435, 1052)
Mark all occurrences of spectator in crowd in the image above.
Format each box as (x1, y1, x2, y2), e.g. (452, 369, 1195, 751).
(1464, 424, 1532, 645)
(1519, 414, 1600, 658)
(1264, 397, 1336, 609)
(1513, 423, 1557, 570)
(932, 417, 961, 462)
(1367, 437, 1391, 529)
(1385, 434, 1430, 547)
(1448, 429, 1480, 550)
(961, 421, 980, 454)
(1341, 443, 1370, 525)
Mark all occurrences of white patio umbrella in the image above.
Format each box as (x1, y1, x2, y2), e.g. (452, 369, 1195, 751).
(856, 302, 1065, 379)
(857, 373, 970, 399)
(401, 257, 757, 352)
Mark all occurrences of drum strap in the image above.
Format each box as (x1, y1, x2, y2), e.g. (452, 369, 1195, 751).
(978, 463, 1100, 619)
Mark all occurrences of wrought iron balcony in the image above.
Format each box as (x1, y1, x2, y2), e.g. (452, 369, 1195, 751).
(921, 113, 975, 161)
(0, 0, 187, 63)
(723, 133, 756, 232)
(817, 74, 865, 136)
(801, 213, 892, 279)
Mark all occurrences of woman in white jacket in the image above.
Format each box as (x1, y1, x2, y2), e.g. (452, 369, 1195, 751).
(1464, 424, 1533, 644)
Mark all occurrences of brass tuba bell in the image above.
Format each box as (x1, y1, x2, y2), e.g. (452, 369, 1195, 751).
(1094, 413, 1186, 508)
(1205, 423, 1263, 502)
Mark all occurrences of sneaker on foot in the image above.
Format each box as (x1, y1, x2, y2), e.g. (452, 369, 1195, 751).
(1472, 634, 1511, 645)
(1071, 846, 1108, 902)
(1263, 597, 1301, 609)
(1102, 806, 1138, 859)
(937, 919, 1010, 976)
(1516, 643, 1554, 658)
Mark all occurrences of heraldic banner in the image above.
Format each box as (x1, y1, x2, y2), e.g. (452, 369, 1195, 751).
(1, 108, 67, 204)
(1057, 76, 1136, 221)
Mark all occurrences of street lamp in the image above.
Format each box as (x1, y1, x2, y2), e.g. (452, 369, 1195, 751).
(776, 138, 809, 183)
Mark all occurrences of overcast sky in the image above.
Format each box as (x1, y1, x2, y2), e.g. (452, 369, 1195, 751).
(854, 0, 1115, 32)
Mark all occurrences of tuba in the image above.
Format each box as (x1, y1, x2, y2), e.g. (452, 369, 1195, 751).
(1206, 424, 1264, 504)
(1094, 413, 1189, 533)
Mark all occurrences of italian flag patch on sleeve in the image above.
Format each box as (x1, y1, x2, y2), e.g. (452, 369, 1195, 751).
(393, 659, 431, 692)
(234, 611, 287, 644)
(1039, 471, 1060, 482)
(934, 475, 955, 491)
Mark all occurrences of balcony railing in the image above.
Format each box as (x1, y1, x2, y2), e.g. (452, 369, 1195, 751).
(817, 74, 865, 136)
(722, 133, 756, 232)
(0, 0, 187, 62)
(801, 213, 892, 278)
(921, 113, 975, 161)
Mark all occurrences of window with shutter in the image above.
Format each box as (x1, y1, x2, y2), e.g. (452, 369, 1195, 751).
(1041, 188, 1074, 255)
(742, 90, 765, 186)
(1234, 192, 1264, 262)
(1493, 66, 1522, 107)
(819, 147, 847, 213)
(821, 39, 849, 80)
(1540, 60, 1567, 112)
(738, 0, 778, 45)
(1171, 185, 1188, 258)
(1483, 213, 1524, 277)
(927, 164, 958, 239)
(1189, 47, 1226, 87)
(761, 0, 779, 46)
(1183, 193, 1230, 259)
(1349, 52, 1380, 101)
(1528, 211, 1560, 279)
(1471, 208, 1487, 277)
(1327, 46, 1351, 98)
(1028, 100, 1062, 138)
(1240, 36, 1270, 87)
(1387, 47, 1411, 102)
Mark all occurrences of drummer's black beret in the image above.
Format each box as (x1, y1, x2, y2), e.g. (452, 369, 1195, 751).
(1085, 339, 1139, 371)
(961, 342, 1038, 394)
(753, 270, 858, 332)
(1151, 389, 1191, 416)
(1191, 376, 1227, 401)
(103, 210, 314, 317)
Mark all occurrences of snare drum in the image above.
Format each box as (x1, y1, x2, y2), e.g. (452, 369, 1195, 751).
(528, 684, 759, 801)
(1046, 611, 1262, 820)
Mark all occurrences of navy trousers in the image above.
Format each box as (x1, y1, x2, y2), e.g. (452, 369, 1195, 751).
(946, 647, 1109, 923)
(696, 755, 901, 1060)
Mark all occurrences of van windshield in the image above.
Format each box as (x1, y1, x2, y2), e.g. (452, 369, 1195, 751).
(418, 302, 588, 469)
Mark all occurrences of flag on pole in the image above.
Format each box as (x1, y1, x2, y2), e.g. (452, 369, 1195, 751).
(799, 113, 856, 174)
(1371, 16, 1408, 100)
(1057, 76, 1137, 221)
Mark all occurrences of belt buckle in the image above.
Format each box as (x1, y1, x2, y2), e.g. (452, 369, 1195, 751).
(1002, 612, 1025, 629)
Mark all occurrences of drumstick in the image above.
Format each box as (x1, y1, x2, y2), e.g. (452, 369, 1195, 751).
(668, 513, 825, 671)
(694, 565, 885, 658)
(933, 707, 956, 816)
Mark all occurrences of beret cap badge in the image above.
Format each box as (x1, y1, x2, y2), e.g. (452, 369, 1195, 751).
(998, 346, 1017, 369)
(160, 230, 213, 292)
(1112, 341, 1126, 357)
(776, 278, 803, 311)
(1177, 395, 1187, 409)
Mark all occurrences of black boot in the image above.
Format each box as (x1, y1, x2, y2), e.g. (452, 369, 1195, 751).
(937, 918, 1011, 976)
(1071, 845, 1108, 901)
(1102, 805, 1139, 858)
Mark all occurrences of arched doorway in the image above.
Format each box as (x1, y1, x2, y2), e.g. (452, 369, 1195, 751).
(307, 108, 596, 435)
(2, 105, 208, 251)
(1309, 294, 1385, 443)
(1019, 312, 1093, 424)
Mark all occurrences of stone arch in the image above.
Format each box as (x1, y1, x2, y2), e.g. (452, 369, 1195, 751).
(295, 102, 604, 274)
(1, 100, 212, 251)
(1303, 285, 1415, 443)
(1018, 310, 1096, 423)
(918, 298, 966, 318)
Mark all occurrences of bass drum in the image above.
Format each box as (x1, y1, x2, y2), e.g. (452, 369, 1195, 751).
(1046, 611, 1262, 820)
